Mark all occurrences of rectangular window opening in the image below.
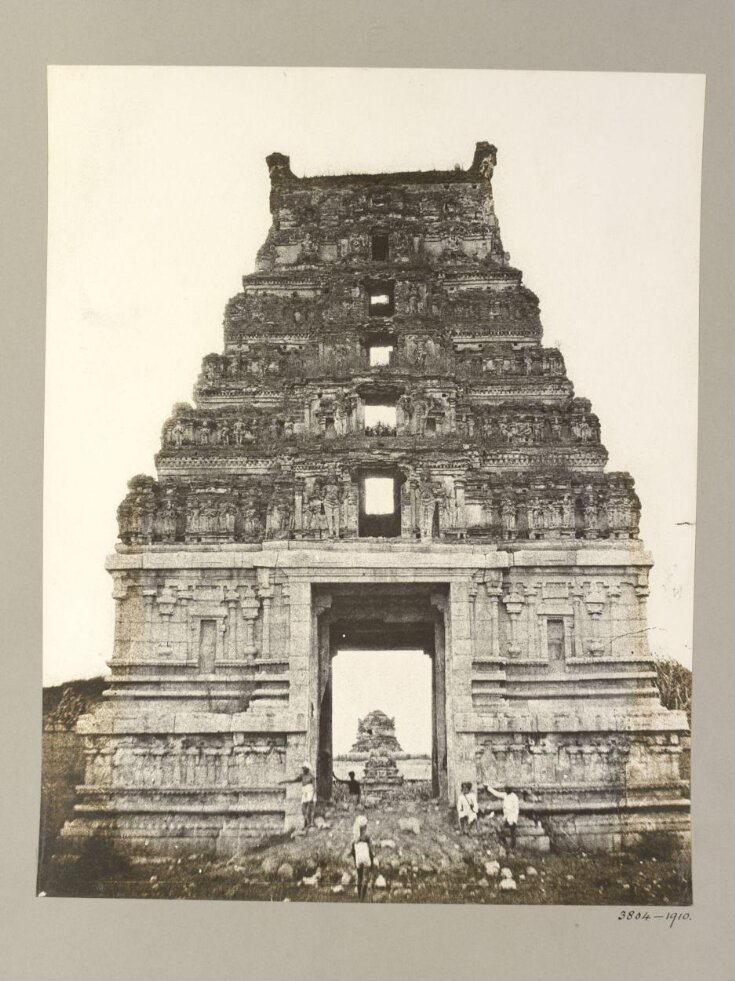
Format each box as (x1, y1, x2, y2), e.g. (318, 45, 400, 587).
(371, 233, 390, 261)
(368, 283, 395, 317)
(364, 404, 397, 432)
(369, 344, 394, 367)
(364, 477, 396, 515)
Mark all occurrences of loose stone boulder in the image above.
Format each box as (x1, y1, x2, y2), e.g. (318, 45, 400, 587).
(276, 863, 294, 881)
(501, 867, 513, 879)
(341, 871, 352, 886)
(374, 874, 387, 889)
(499, 878, 517, 891)
(261, 856, 279, 875)
(331, 884, 344, 894)
(380, 839, 397, 850)
(526, 866, 538, 876)
(485, 861, 501, 877)
(399, 818, 421, 836)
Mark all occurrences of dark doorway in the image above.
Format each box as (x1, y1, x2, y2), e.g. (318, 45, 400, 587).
(371, 232, 390, 261)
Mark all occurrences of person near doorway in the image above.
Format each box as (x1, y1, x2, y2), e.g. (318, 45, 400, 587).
(350, 815, 374, 901)
(485, 783, 520, 852)
(280, 762, 316, 829)
(333, 769, 362, 806)
(457, 781, 479, 834)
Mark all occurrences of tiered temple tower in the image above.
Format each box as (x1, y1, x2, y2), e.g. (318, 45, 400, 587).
(65, 143, 690, 853)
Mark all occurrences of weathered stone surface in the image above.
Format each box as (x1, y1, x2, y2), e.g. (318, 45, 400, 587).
(60, 142, 690, 859)
(398, 818, 422, 836)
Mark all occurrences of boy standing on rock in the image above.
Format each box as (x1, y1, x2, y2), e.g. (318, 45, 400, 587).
(457, 781, 479, 834)
(485, 783, 520, 852)
(351, 815, 374, 901)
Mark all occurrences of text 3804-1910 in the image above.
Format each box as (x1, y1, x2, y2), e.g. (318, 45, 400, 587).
(618, 911, 691, 927)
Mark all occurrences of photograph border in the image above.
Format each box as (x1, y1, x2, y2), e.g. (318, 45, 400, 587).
(1, 2, 733, 980)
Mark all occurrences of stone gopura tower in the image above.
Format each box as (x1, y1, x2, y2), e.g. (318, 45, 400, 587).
(351, 710, 403, 755)
(67, 143, 690, 853)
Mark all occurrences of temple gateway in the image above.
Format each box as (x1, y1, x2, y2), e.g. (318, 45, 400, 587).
(65, 142, 690, 853)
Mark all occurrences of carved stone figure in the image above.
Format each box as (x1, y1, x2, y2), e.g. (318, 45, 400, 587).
(266, 492, 292, 539)
(169, 420, 186, 447)
(323, 479, 342, 537)
(500, 492, 517, 537)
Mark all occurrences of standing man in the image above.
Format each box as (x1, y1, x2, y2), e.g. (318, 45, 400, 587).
(280, 762, 316, 829)
(333, 768, 362, 807)
(485, 783, 520, 852)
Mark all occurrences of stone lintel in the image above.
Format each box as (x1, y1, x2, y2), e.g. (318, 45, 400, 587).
(106, 541, 651, 573)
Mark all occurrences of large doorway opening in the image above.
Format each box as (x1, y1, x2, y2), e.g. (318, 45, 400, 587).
(332, 650, 432, 792)
(314, 584, 448, 802)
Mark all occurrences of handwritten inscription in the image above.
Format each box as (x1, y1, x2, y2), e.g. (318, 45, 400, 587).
(618, 910, 691, 927)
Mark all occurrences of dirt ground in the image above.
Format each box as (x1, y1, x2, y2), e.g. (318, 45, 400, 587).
(43, 797, 692, 906)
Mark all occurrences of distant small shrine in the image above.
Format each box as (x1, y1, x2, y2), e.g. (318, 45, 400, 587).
(350, 709, 403, 755)
(351, 709, 404, 794)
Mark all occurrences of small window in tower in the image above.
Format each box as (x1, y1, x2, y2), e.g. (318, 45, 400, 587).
(371, 233, 390, 261)
(364, 477, 395, 515)
(368, 283, 394, 317)
(364, 404, 397, 435)
(425, 417, 437, 435)
(369, 344, 393, 367)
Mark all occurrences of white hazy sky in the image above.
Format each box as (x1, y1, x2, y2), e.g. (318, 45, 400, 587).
(45, 67, 703, 686)
(332, 651, 432, 756)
